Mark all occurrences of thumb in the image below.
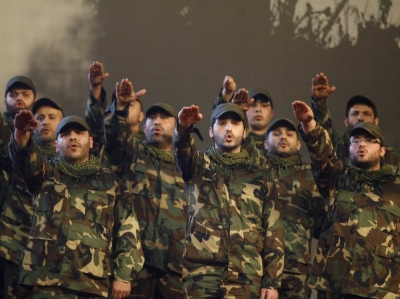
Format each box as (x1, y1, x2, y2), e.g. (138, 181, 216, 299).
(136, 89, 147, 98)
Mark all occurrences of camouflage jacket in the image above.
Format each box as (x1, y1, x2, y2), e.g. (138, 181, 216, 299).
(173, 126, 285, 289)
(248, 146, 325, 277)
(311, 96, 400, 168)
(104, 102, 187, 275)
(9, 137, 144, 297)
(301, 123, 400, 298)
(0, 112, 13, 172)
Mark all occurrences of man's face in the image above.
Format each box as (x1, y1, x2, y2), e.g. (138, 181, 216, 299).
(265, 126, 301, 158)
(246, 98, 274, 132)
(209, 112, 246, 153)
(4, 87, 35, 117)
(33, 106, 64, 146)
(143, 111, 176, 150)
(344, 104, 378, 131)
(127, 100, 144, 126)
(55, 126, 93, 164)
(349, 133, 385, 170)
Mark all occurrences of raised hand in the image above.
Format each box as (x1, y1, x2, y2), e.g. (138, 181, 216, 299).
(178, 105, 203, 128)
(292, 101, 314, 123)
(115, 78, 146, 110)
(231, 88, 254, 111)
(14, 110, 38, 132)
(312, 72, 336, 101)
(88, 61, 109, 87)
(221, 76, 237, 101)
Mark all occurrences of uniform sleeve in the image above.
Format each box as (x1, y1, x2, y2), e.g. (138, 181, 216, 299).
(112, 175, 144, 282)
(103, 101, 136, 177)
(212, 88, 231, 110)
(299, 123, 344, 199)
(8, 136, 45, 194)
(85, 88, 107, 157)
(173, 125, 200, 182)
(0, 114, 12, 171)
(310, 96, 341, 153)
(261, 180, 285, 289)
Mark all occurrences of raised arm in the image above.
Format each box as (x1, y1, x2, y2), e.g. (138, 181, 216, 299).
(103, 79, 146, 175)
(9, 110, 44, 193)
(213, 75, 237, 109)
(86, 61, 110, 157)
(174, 105, 203, 182)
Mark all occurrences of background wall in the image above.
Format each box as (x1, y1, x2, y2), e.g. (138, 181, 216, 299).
(1, 0, 400, 154)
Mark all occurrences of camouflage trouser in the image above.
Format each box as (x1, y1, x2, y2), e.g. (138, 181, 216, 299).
(183, 266, 260, 299)
(3, 259, 33, 299)
(279, 273, 311, 299)
(317, 291, 366, 299)
(32, 286, 107, 299)
(127, 266, 182, 299)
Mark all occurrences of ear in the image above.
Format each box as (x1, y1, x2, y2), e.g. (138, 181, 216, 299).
(89, 136, 93, 149)
(243, 127, 247, 139)
(379, 146, 386, 158)
(264, 140, 269, 150)
(209, 127, 214, 138)
(139, 111, 144, 122)
(344, 117, 349, 128)
(296, 140, 301, 151)
(143, 124, 146, 131)
(374, 117, 379, 125)
(55, 140, 59, 152)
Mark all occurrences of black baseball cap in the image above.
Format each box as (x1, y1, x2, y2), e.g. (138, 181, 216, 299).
(350, 122, 384, 145)
(267, 118, 297, 135)
(56, 116, 91, 136)
(5, 76, 36, 96)
(145, 103, 177, 119)
(32, 98, 64, 116)
(346, 95, 377, 117)
(211, 103, 246, 126)
(248, 88, 273, 109)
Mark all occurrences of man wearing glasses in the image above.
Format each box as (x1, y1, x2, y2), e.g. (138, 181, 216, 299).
(292, 100, 400, 299)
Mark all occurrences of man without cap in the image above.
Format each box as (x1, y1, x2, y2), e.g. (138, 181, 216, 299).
(174, 102, 284, 299)
(293, 100, 400, 298)
(9, 111, 144, 299)
(0, 75, 34, 299)
(103, 85, 187, 298)
(246, 118, 325, 299)
(0, 98, 64, 299)
(310, 72, 400, 168)
(85, 62, 145, 160)
(214, 76, 274, 150)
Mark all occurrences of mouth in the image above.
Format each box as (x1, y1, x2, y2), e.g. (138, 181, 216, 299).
(225, 134, 234, 142)
(68, 143, 81, 149)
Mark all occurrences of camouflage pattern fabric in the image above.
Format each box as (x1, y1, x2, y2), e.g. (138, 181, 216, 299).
(247, 145, 325, 299)
(8, 137, 144, 297)
(103, 102, 187, 298)
(301, 123, 400, 298)
(32, 285, 107, 298)
(173, 126, 285, 298)
(311, 96, 400, 168)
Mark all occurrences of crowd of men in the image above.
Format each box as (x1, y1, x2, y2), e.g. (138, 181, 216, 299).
(0, 64, 399, 299)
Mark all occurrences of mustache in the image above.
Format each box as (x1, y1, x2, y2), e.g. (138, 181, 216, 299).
(68, 141, 82, 148)
(278, 139, 290, 146)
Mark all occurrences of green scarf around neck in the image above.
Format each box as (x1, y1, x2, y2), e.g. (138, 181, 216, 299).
(54, 155, 101, 180)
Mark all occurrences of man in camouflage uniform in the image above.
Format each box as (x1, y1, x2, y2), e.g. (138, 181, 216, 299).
(0, 98, 64, 299)
(0, 76, 36, 298)
(85, 62, 145, 160)
(293, 100, 400, 299)
(310, 72, 400, 168)
(214, 75, 274, 150)
(247, 118, 325, 299)
(174, 103, 284, 299)
(9, 112, 144, 299)
(103, 83, 187, 299)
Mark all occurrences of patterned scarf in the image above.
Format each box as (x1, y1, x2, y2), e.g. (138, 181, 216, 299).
(36, 143, 58, 160)
(205, 146, 253, 170)
(144, 142, 175, 163)
(266, 153, 302, 168)
(247, 132, 266, 149)
(347, 164, 396, 185)
(54, 155, 101, 180)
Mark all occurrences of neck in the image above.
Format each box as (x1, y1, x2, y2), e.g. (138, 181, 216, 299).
(250, 128, 267, 135)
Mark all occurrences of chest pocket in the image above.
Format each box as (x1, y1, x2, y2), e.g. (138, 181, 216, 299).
(85, 190, 114, 228)
(130, 158, 154, 199)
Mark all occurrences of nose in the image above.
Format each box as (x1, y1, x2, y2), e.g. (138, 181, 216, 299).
(254, 103, 261, 111)
(225, 122, 232, 131)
